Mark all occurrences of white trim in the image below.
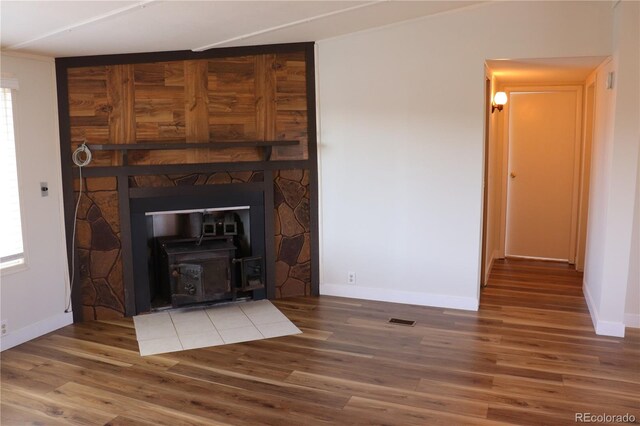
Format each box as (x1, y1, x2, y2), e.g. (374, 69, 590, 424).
(320, 284, 479, 311)
(568, 86, 584, 264)
(625, 313, 640, 328)
(595, 319, 626, 337)
(583, 279, 599, 330)
(484, 249, 499, 285)
(145, 206, 250, 216)
(505, 255, 568, 262)
(575, 77, 597, 271)
(498, 82, 508, 258)
(0, 258, 28, 275)
(583, 281, 626, 337)
(0, 77, 19, 90)
(6, 82, 31, 284)
(192, 1, 382, 51)
(0, 311, 73, 351)
(315, 43, 324, 288)
(0, 51, 55, 63)
(48, 62, 71, 314)
(6, 1, 157, 51)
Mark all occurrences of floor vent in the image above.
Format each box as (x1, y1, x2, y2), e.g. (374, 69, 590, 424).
(388, 317, 416, 326)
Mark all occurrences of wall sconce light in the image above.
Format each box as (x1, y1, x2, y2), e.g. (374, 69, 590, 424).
(492, 91, 507, 113)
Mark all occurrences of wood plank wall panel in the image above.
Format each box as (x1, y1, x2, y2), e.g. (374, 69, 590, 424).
(131, 62, 186, 165)
(185, 60, 209, 163)
(207, 56, 261, 162)
(255, 54, 277, 142)
(67, 67, 111, 166)
(106, 65, 135, 165)
(67, 53, 308, 165)
(273, 52, 308, 161)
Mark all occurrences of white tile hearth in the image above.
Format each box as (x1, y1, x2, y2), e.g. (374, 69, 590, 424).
(256, 320, 303, 339)
(138, 335, 183, 356)
(132, 300, 301, 356)
(178, 332, 225, 351)
(218, 325, 265, 345)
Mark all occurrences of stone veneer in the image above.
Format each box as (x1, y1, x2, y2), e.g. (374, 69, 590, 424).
(74, 169, 310, 319)
(74, 177, 124, 320)
(128, 171, 264, 187)
(274, 169, 311, 297)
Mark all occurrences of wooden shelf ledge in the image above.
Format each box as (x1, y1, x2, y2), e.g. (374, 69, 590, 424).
(85, 140, 299, 162)
(86, 140, 299, 151)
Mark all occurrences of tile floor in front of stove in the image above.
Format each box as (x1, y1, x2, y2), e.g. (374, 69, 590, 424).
(132, 299, 301, 356)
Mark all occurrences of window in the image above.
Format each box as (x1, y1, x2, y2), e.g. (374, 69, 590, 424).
(0, 86, 25, 269)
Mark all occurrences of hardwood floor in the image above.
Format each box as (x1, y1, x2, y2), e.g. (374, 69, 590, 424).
(1, 259, 639, 425)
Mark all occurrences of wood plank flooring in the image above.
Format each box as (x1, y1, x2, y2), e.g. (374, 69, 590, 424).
(2, 259, 639, 425)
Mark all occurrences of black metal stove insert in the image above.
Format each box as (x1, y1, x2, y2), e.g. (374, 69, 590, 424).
(129, 185, 268, 314)
(159, 236, 238, 307)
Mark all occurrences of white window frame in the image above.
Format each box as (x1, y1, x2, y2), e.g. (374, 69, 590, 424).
(1, 78, 29, 274)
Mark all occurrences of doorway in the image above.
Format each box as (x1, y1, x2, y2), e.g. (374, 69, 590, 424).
(504, 87, 582, 262)
(480, 56, 607, 287)
(480, 77, 491, 285)
(575, 81, 596, 271)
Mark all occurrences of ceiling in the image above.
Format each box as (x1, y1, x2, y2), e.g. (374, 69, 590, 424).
(1, 1, 483, 58)
(487, 57, 609, 85)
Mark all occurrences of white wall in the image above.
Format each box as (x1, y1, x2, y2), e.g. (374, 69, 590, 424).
(583, 1, 640, 337)
(625, 145, 640, 328)
(317, 1, 613, 309)
(0, 53, 71, 350)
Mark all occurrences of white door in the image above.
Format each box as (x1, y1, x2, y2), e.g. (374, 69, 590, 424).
(505, 90, 580, 261)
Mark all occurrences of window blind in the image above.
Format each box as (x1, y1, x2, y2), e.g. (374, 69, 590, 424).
(0, 87, 25, 267)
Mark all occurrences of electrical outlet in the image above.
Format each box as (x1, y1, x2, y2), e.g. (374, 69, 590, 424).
(347, 271, 356, 285)
(1, 319, 8, 336)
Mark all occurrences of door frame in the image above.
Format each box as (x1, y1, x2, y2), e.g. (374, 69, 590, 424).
(480, 76, 491, 286)
(575, 75, 597, 271)
(499, 85, 584, 263)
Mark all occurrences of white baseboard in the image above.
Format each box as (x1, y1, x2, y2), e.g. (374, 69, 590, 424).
(0, 311, 73, 351)
(483, 249, 499, 285)
(506, 254, 568, 262)
(624, 313, 640, 328)
(320, 284, 478, 311)
(582, 282, 625, 337)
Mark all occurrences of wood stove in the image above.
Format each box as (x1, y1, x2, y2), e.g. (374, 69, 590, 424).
(158, 237, 239, 307)
(129, 184, 269, 314)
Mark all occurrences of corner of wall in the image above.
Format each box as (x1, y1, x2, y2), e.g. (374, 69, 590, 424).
(0, 311, 73, 352)
(320, 283, 479, 311)
(583, 279, 626, 337)
(625, 313, 640, 328)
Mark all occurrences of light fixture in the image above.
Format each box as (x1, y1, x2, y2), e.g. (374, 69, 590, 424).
(492, 91, 507, 113)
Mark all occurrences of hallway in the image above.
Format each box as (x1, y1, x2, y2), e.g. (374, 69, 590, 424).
(483, 259, 588, 312)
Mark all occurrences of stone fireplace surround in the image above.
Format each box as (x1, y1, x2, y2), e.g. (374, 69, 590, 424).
(57, 43, 319, 322)
(129, 175, 268, 313)
(72, 168, 313, 320)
